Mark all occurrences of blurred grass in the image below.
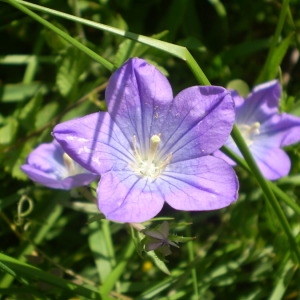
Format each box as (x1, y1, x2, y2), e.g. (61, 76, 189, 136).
(1, 0, 300, 299)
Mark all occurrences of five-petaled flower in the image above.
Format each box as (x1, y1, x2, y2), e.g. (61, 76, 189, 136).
(53, 58, 238, 222)
(215, 80, 300, 180)
(21, 140, 98, 189)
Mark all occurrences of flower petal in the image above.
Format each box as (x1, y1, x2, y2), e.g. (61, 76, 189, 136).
(158, 86, 235, 162)
(235, 80, 281, 125)
(160, 156, 238, 210)
(21, 141, 98, 189)
(259, 112, 300, 147)
(105, 58, 173, 153)
(213, 149, 237, 166)
(21, 164, 98, 189)
(25, 140, 66, 176)
(251, 145, 291, 180)
(53, 112, 133, 174)
(97, 171, 165, 222)
(21, 164, 62, 189)
(214, 137, 292, 180)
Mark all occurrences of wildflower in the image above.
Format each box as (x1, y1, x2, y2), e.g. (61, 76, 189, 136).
(53, 58, 238, 222)
(215, 80, 300, 180)
(21, 140, 98, 189)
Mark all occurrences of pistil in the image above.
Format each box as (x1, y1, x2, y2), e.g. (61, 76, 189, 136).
(131, 134, 172, 178)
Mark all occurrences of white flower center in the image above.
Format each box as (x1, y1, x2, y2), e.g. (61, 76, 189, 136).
(131, 134, 172, 178)
(63, 153, 86, 176)
(238, 122, 261, 146)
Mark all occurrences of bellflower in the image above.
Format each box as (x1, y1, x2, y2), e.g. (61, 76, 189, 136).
(53, 58, 238, 222)
(21, 140, 98, 189)
(215, 80, 300, 180)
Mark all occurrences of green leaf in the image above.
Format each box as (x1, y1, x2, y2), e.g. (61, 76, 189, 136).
(88, 220, 116, 284)
(6, 0, 115, 72)
(0, 198, 64, 287)
(100, 239, 135, 296)
(0, 253, 102, 299)
(9, 0, 209, 84)
(35, 101, 59, 129)
(56, 47, 89, 97)
(17, 93, 43, 130)
(0, 117, 18, 145)
(146, 251, 170, 275)
(137, 276, 177, 299)
(3, 139, 34, 179)
(129, 225, 145, 257)
(169, 234, 196, 243)
(255, 0, 292, 83)
(163, 0, 188, 41)
(269, 257, 296, 300)
(221, 38, 270, 63)
(0, 82, 48, 103)
(257, 33, 294, 82)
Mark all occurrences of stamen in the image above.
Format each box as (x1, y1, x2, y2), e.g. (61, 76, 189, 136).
(133, 135, 143, 161)
(157, 153, 172, 170)
(238, 122, 261, 146)
(63, 153, 76, 175)
(131, 134, 171, 179)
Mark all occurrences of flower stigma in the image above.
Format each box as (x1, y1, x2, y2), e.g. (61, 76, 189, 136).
(131, 134, 172, 178)
(238, 122, 261, 146)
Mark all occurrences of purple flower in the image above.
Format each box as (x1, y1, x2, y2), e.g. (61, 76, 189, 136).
(21, 140, 98, 189)
(215, 80, 300, 180)
(53, 58, 238, 222)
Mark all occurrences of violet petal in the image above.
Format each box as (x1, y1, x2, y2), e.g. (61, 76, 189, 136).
(161, 156, 239, 210)
(97, 171, 165, 222)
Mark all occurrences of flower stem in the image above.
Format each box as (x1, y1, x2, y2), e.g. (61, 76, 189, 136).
(256, 0, 290, 83)
(231, 125, 300, 262)
(220, 146, 300, 216)
(5, 0, 210, 85)
(6, 0, 115, 72)
(184, 212, 199, 299)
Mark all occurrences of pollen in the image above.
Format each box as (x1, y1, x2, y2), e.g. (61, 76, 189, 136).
(131, 134, 172, 178)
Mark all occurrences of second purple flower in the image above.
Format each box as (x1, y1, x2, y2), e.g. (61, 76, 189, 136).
(53, 58, 238, 222)
(215, 80, 300, 180)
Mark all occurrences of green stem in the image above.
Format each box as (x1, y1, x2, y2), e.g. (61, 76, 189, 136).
(6, 0, 115, 72)
(184, 212, 199, 299)
(256, 0, 290, 82)
(6, 0, 209, 85)
(0, 253, 103, 299)
(100, 239, 135, 296)
(231, 125, 300, 262)
(221, 146, 300, 216)
(185, 51, 210, 85)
